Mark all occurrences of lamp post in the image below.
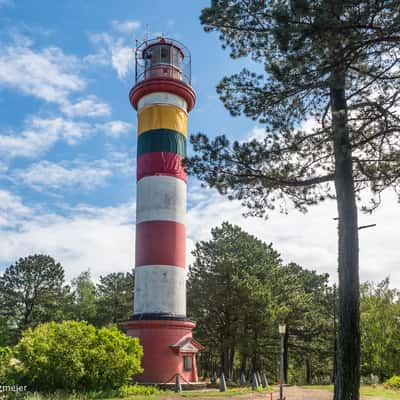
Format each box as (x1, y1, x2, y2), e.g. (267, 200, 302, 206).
(279, 323, 286, 400)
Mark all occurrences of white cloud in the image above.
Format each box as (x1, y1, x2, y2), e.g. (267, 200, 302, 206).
(14, 153, 134, 191)
(97, 120, 133, 137)
(0, 116, 92, 158)
(0, 190, 32, 228)
(0, 42, 85, 103)
(0, 197, 135, 281)
(186, 185, 400, 288)
(111, 19, 141, 35)
(111, 45, 132, 79)
(246, 126, 266, 141)
(0, 115, 135, 159)
(0, 162, 8, 174)
(245, 117, 320, 143)
(87, 32, 133, 79)
(15, 160, 112, 191)
(61, 95, 111, 118)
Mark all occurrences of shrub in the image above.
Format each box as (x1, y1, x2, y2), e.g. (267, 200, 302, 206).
(117, 384, 165, 396)
(385, 375, 400, 390)
(0, 346, 14, 383)
(12, 321, 142, 392)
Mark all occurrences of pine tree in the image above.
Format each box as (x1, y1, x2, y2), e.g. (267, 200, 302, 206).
(96, 272, 134, 326)
(188, 2, 400, 399)
(0, 255, 68, 336)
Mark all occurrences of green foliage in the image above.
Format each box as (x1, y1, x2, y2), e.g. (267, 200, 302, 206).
(11, 321, 142, 392)
(0, 255, 70, 337)
(0, 255, 135, 340)
(188, 222, 333, 383)
(188, 222, 281, 377)
(360, 279, 400, 381)
(116, 384, 163, 396)
(192, 1, 400, 215)
(385, 376, 400, 390)
(96, 272, 134, 326)
(70, 271, 98, 325)
(0, 316, 13, 347)
(0, 346, 13, 383)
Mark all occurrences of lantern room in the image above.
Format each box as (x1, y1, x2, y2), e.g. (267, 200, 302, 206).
(135, 37, 191, 84)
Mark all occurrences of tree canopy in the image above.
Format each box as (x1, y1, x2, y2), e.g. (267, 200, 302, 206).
(188, 222, 334, 383)
(96, 272, 134, 326)
(0, 255, 68, 338)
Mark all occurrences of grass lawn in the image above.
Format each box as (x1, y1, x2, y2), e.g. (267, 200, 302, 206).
(302, 384, 400, 399)
(22, 387, 272, 400)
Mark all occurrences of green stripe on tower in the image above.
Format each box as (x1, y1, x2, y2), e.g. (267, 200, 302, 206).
(137, 129, 187, 157)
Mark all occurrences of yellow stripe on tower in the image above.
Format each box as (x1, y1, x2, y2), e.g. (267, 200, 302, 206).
(137, 104, 188, 136)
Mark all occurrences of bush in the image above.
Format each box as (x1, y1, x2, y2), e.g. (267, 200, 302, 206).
(0, 346, 13, 383)
(11, 321, 143, 392)
(117, 384, 164, 396)
(385, 375, 400, 390)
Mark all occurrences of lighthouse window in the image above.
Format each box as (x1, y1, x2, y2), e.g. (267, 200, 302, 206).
(151, 46, 161, 65)
(172, 47, 183, 69)
(160, 46, 170, 63)
(183, 355, 193, 371)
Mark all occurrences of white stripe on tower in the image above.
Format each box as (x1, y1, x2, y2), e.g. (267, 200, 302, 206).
(136, 176, 186, 225)
(137, 92, 188, 112)
(134, 265, 186, 316)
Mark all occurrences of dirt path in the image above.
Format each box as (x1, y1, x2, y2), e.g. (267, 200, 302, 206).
(273, 386, 333, 400)
(272, 386, 386, 400)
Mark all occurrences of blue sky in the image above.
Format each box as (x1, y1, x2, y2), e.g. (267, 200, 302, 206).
(0, 0, 399, 287)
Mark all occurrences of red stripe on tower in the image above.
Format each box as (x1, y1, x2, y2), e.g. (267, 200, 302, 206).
(135, 221, 186, 268)
(137, 152, 187, 182)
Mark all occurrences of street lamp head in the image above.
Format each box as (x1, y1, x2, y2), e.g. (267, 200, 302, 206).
(279, 323, 286, 335)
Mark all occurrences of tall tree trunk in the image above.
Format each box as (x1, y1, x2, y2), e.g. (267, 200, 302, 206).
(251, 353, 257, 375)
(221, 349, 229, 378)
(283, 329, 289, 384)
(229, 346, 235, 380)
(331, 70, 360, 400)
(306, 358, 312, 385)
(333, 287, 338, 384)
(239, 353, 247, 377)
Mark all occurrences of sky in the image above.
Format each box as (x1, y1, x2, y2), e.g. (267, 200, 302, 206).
(0, 0, 399, 287)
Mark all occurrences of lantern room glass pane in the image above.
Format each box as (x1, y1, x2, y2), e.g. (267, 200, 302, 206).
(172, 47, 183, 70)
(160, 46, 170, 63)
(151, 46, 161, 64)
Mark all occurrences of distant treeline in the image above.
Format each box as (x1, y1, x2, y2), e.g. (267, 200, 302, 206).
(0, 255, 134, 343)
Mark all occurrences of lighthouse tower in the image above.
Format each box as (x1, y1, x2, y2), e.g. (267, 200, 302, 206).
(125, 37, 202, 384)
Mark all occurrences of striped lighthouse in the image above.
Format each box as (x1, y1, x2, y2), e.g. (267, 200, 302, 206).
(125, 37, 202, 384)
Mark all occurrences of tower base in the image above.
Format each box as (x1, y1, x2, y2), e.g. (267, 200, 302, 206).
(125, 319, 202, 384)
